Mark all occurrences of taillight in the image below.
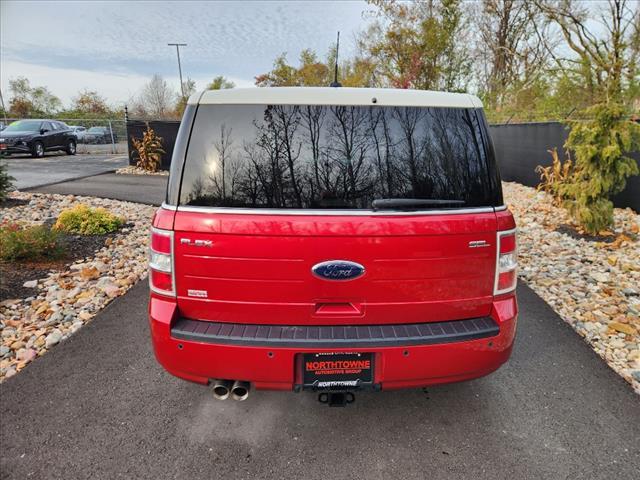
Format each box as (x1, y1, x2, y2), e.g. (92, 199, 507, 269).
(494, 229, 517, 295)
(149, 227, 175, 296)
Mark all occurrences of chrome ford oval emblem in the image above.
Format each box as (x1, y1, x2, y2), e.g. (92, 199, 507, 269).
(312, 260, 365, 281)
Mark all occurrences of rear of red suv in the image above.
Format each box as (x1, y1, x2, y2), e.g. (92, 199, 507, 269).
(148, 87, 517, 403)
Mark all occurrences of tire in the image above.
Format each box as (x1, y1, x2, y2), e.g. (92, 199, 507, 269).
(66, 139, 77, 155)
(31, 141, 44, 158)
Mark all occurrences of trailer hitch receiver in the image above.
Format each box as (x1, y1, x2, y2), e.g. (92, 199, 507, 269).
(318, 391, 355, 407)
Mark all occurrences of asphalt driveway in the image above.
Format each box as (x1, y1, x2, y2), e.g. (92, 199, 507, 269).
(1, 281, 638, 480)
(3, 153, 128, 190)
(33, 172, 167, 205)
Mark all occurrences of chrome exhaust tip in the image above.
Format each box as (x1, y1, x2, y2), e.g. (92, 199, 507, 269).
(230, 380, 250, 401)
(212, 379, 232, 400)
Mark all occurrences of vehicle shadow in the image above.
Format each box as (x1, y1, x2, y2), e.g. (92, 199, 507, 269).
(179, 377, 497, 446)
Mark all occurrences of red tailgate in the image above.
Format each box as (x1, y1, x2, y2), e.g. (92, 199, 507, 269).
(171, 210, 498, 325)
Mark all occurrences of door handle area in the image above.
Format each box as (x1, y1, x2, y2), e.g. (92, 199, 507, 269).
(314, 302, 363, 316)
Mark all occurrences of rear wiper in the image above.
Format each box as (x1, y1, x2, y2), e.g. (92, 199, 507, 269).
(371, 198, 465, 211)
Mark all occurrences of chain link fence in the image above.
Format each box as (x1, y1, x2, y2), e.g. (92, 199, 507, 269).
(0, 118, 128, 155)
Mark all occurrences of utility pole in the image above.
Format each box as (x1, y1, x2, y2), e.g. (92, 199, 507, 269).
(168, 43, 187, 99)
(330, 32, 341, 88)
(0, 87, 7, 124)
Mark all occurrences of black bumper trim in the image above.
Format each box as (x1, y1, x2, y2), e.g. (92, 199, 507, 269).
(171, 316, 499, 348)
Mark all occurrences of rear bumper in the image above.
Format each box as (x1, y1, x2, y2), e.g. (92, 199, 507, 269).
(149, 295, 517, 391)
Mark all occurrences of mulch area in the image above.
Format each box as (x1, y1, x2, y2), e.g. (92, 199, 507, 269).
(0, 231, 117, 301)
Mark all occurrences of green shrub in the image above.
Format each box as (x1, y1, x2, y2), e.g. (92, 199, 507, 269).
(0, 161, 15, 202)
(563, 103, 640, 234)
(0, 222, 65, 261)
(54, 204, 124, 235)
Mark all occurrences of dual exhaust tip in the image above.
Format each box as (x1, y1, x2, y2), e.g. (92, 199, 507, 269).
(212, 379, 250, 401)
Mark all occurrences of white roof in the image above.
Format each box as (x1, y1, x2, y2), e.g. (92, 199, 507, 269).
(191, 87, 482, 108)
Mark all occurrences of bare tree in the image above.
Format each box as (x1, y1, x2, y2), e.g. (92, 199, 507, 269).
(139, 74, 177, 118)
(475, 0, 554, 108)
(534, 0, 639, 105)
(270, 105, 304, 207)
(328, 106, 372, 200)
(250, 108, 287, 207)
(301, 106, 326, 191)
(393, 106, 428, 195)
(367, 108, 392, 196)
(213, 124, 234, 199)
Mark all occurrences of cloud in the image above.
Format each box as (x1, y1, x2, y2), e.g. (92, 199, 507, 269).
(1, 0, 369, 104)
(0, 60, 254, 107)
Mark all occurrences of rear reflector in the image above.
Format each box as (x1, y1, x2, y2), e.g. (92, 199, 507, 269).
(150, 269, 173, 292)
(497, 269, 517, 291)
(149, 227, 175, 297)
(494, 229, 517, 295)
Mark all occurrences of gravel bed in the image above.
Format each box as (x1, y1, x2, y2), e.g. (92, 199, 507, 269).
(503, 182, 640, 394)
(115, 166, 169, 176)
(0, 192, 155, 381)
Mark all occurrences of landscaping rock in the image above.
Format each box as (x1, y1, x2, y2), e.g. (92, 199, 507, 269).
(16, 348, 37, 362)
(45, 329, 63, 348)
(115, 166, 169, 176)
(0, 191, 155, 381)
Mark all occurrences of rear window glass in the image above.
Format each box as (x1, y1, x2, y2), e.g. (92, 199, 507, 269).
(178, 104, 502, 209)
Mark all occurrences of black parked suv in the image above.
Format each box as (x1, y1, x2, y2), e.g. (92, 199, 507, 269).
(0, 120, 77, 157)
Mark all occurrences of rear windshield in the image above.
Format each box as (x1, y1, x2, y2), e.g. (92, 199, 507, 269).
(178, 104, 502, 209)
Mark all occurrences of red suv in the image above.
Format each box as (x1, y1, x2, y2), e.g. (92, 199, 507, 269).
(148, 87, 517, 405)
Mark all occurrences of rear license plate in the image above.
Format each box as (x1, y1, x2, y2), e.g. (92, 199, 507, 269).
(302, 352, 373, 389)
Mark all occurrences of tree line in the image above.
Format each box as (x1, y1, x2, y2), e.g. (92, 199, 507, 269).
(256, 0, 639, 123)
(1, 74, 235, 121)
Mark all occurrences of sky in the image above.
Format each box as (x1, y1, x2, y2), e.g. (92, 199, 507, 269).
(0, 0, 371, 107)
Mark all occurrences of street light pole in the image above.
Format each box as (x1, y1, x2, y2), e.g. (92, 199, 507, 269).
(168, 43, 187, 99)
(0, 87, 7, 124)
